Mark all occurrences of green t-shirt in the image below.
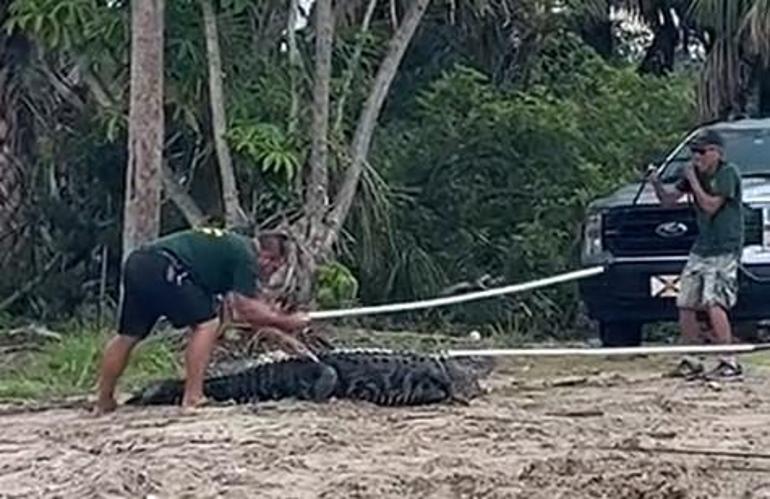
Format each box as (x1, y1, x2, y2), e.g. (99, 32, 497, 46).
(677, 161, 744, 256)
(147, 228, 261, 296)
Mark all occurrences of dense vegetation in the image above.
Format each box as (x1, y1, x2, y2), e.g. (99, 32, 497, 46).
(1, 0, 767, 343)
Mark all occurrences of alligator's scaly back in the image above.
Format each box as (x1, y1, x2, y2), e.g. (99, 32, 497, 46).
(127, 348, 494, 407)
(321, 349, 493, 406)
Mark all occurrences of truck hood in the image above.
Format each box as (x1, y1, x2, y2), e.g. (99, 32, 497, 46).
(588, 177, 770, 210)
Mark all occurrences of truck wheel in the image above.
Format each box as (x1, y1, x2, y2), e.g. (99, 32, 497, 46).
(600, 321, 643, 347)
(733, 321, 759, 343)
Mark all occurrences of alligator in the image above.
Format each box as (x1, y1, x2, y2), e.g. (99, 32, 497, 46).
(126, 348, 495, 407)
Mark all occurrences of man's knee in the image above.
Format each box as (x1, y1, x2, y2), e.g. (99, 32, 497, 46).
(706, 303, 730, 320)
(190, 318, 222, 338)
(110, 333, 142, 350)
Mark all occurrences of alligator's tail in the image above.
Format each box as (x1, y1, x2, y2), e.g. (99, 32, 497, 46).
(126, 358, 337, 406)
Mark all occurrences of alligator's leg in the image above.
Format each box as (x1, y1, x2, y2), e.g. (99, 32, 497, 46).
(294, 363, 338, 402)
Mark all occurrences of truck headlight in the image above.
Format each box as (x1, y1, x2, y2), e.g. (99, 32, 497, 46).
(763, 207, 770, 250)
(583, 212, 603, 258)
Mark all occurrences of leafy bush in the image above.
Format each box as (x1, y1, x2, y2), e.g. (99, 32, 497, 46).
(356, 33, 697, 338)
(315, 261, 359, 309)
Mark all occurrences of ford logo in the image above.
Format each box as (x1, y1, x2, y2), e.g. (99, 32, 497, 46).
(655, 221, 688, 238)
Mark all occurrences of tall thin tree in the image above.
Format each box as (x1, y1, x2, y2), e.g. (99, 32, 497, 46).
(123, 0, 165, 259)
(201, 0, 248, 228)
(306, 0, 335, 250)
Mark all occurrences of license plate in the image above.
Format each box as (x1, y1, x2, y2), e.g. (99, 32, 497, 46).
(650, 275, 680, 298)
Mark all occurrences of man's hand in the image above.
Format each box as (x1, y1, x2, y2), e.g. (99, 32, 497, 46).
(257, 327, 319, 362)
(283, 311, 311, 331)
(683, 162, 698, 184)
(230, 293, 311, 334)
(645, 164, 659, 183)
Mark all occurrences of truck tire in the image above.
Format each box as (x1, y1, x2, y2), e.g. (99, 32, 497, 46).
(600, 321, 643, 347)
(733, 321, 759, 343)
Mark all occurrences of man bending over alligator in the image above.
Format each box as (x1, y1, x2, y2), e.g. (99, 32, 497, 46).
(94, 228, 311, 414)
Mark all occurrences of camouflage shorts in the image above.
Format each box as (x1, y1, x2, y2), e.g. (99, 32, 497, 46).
(676, 252, 739, 311)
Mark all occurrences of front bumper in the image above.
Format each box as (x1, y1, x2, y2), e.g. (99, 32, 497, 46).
(578, 259, 770, 323)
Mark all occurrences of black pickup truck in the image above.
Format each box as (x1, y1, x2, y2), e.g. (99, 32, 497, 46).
(578, 118, 770, 346)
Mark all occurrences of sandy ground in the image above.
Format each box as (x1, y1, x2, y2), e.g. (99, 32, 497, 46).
(3, 354, 770, 498)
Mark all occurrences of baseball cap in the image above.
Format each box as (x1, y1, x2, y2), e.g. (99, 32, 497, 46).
(689, 128, 724, 150)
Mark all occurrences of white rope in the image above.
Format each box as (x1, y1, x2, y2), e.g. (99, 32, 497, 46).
(447, 343, 770, 357)
(308, 266, 605, 320)
(302, 264, 770, 358)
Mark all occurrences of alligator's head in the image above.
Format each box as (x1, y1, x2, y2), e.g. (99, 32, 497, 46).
(125, 378, 184, 406)
(443, 355, 496, 402)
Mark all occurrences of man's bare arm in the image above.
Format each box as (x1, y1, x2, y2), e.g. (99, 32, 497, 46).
(649, 173, 684, 207)
(228, 293, 309, 333)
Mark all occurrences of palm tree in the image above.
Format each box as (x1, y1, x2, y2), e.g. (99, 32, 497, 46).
(595, 0, 770, 120)
(689, 0, 770, 120)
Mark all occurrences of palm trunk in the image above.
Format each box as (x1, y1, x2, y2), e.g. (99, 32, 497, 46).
(201, 0, 248, 228)
(321, 0, 431, 253)
(306, 0, 335, 248)
(123, 0, 165, 260)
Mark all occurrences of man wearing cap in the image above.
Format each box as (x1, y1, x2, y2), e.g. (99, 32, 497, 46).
(648, 128, 744, 380)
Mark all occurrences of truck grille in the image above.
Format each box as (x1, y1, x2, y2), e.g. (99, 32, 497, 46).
(602, 205, 761, 257)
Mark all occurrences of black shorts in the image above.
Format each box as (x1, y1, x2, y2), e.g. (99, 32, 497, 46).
(117, 248, 216, 339)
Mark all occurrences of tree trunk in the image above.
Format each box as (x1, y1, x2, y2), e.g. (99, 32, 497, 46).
(287, 0, 303, 135)
(123, 0, 165, 260)
(162, 163, 206, 227)
(333, 0, 378, 136)
(639, 8, 680, 76)
(306, 0, 335, 248)
(201, 0, 248, 229)
(321, 0, 430, 253)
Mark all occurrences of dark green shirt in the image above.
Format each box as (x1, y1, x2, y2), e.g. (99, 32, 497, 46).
(677, 161, 744, 256)
(147, 228, 260, 296)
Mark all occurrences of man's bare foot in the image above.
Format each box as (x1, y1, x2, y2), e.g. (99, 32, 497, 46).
(181, 393, 208, 409)
(92, 397, 117, 416)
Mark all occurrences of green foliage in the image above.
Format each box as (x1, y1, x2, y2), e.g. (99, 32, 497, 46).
(358, 32, 697, 338)
(6, 0, 126, 52)
(0, 327, 179, 400)
(227, 122, 302, 182)
(315, 261, 359, 309)
(2, 0, 700, 344)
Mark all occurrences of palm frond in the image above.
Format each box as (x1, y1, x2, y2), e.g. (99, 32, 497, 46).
(688, 0, 750, 36)
(697, 36, 749, 121)
(740, 0, 770, 63)
(566, 0, 609, 21)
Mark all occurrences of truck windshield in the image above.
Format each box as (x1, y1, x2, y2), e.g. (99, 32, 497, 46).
(660, 127, 770, 182)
